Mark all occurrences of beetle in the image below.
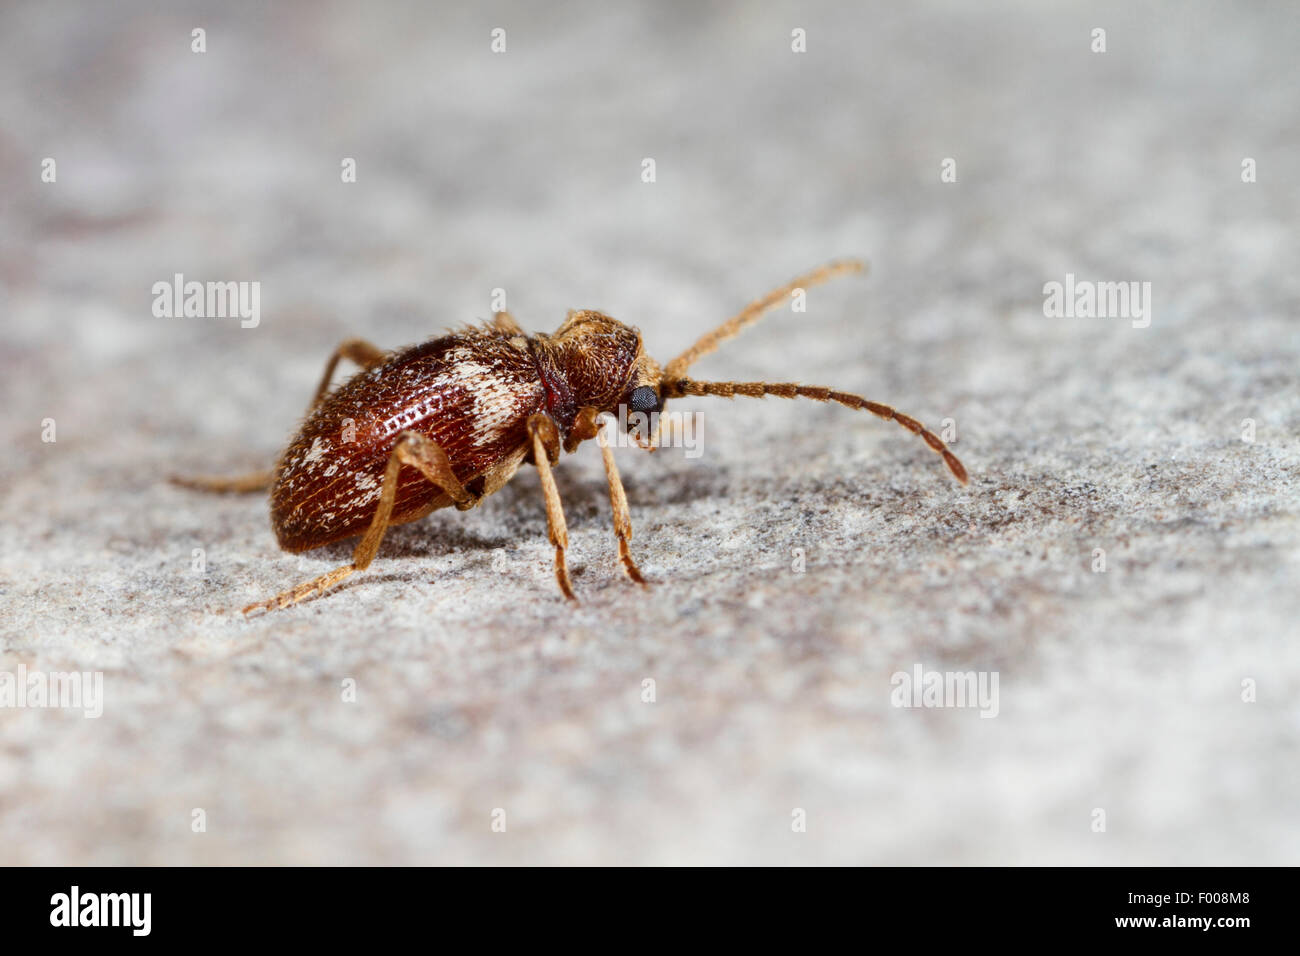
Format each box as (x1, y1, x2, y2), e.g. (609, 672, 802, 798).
(174, 260, 968, 614)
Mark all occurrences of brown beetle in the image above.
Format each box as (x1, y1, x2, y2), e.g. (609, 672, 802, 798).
(175, 260, 967, 613)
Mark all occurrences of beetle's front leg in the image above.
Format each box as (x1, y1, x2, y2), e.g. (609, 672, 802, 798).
(527, 412, 577, 602)
(569, 407, 648, 586)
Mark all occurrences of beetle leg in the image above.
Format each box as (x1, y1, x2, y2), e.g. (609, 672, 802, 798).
(243, 430, 478, 615)
(173, 338, 389, 494)
(308, 338, 388, 412)
(592, 413, 649, 586)
(170, 470, 275, 494)
(527, 412, 577, 602)
(564, 405, 600, 453)
(570, 407, 648, 586)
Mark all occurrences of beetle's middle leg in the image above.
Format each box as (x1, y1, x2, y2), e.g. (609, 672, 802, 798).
(527, 412, 578, 601)
(243, 430, 478, 615)
(172, 338, 389, 495)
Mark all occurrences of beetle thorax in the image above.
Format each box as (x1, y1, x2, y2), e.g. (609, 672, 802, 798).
(537, 311, 645, 423)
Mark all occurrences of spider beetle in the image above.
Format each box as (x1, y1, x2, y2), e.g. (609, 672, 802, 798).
(174, 260, 968, 614)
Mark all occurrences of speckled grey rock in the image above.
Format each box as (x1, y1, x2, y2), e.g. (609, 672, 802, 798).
(1, 1, 1297, 864)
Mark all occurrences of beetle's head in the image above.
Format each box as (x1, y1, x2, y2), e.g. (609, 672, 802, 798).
(551, 311, 664, 437)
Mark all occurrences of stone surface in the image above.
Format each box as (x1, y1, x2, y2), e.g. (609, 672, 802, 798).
(1, 1, 1297, 864)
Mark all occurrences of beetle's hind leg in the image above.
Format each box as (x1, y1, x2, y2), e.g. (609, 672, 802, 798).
(243, 431, 478, 615)
(170, 470, 276, 494)
(172, 338, 389, 495)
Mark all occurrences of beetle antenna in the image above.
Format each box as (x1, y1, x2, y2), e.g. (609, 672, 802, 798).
(661, 259, 867, 381)
(660, 378, 968, 484)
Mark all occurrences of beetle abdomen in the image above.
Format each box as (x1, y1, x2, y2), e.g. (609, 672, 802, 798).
(271, 329, 545, 552)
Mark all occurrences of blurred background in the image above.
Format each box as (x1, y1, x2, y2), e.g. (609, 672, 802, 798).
(0, 1, 1297, 864)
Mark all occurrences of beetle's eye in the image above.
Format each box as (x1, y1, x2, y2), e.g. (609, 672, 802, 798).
(628, 386, 660, 414)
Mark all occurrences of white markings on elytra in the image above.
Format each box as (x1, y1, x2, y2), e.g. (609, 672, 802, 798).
(280, 334, 543, 537)
(471, 375, 521, 448)
(304, 436, 329, 463)
(376, 354, 500, 440)
(374, 345, 534, 453)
